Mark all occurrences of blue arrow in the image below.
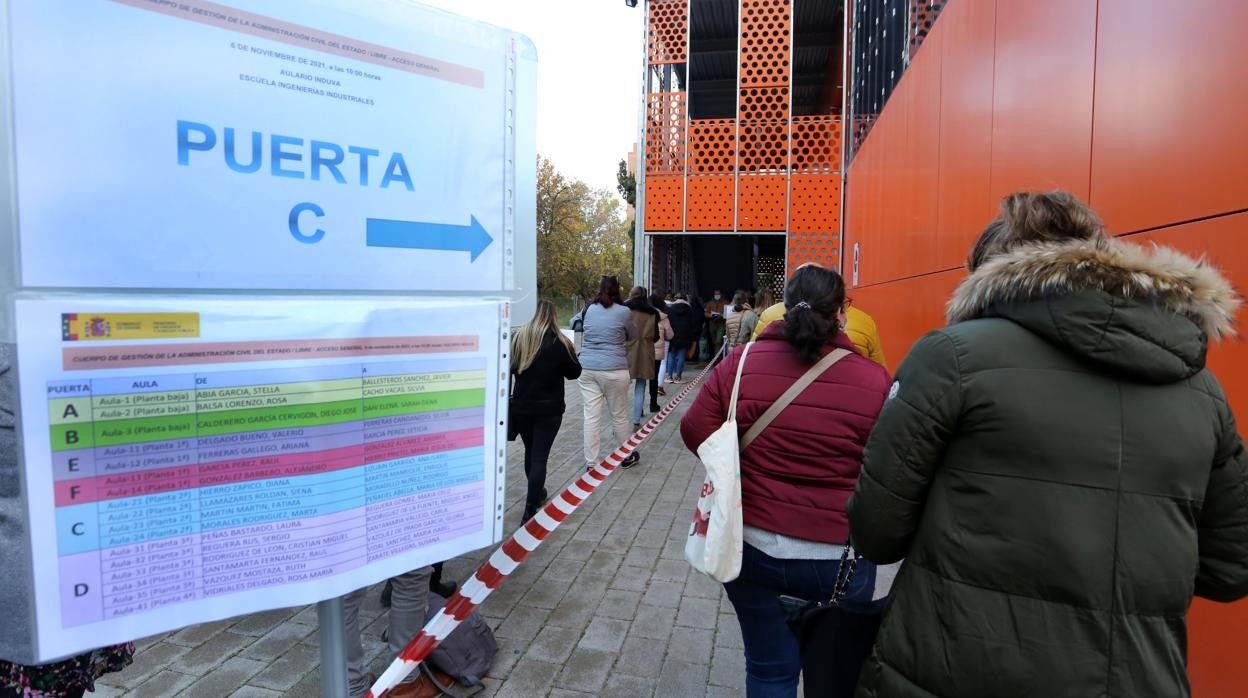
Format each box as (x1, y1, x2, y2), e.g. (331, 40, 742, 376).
(365, 215, 494, 262)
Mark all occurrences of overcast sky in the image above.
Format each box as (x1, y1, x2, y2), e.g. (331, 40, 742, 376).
(418, 0, 645, 194)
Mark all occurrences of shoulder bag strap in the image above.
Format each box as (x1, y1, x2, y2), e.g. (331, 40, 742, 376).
(740, 348, 852, 451)
(725, 343, 752, 423)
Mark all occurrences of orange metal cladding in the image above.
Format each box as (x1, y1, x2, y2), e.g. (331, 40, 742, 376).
(789, 175, 840, 231)
(739, 0, 791, 88)
(841, 269, 965, 370)
(787, 174, 841, 268)
(843, 19, 951, 289)
(934, 0, 994, 269)
(737, 175, 787, 231)
(736, 0, 791, 236)
(646, 92, 687, 176)
(843, 1, 1248, 692)
(1091, 0, 1248, 234)
(687, 119, 737, 232)
(688, 119, 738, 176)
(686, 176, 735, 230)
(645, 91, 686, 231)
(647, 0, 687, 65)
(1123, 215, 1248, 697)
(644, 176, 684, 231)
(844, 72, 912, 286)
(988, 0, 1096, 201)
(790, 116, 841, 175)
(738, 87, 791, 175)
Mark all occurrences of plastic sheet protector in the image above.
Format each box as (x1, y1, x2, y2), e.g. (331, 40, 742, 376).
(12, 296, 507, 660)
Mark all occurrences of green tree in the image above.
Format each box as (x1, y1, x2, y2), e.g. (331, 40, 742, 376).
(536, 156, 633, 299)
(616, 158, 636, 206)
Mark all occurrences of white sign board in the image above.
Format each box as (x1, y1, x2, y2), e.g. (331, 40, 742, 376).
(8, 0, 535, 299)
(12, 296, 507, 661)
(0, 0, 534, 663)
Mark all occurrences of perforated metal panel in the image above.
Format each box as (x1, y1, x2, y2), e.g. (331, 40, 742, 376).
(739, 86, 790, 175)
(738, 122, 789, 173)
(909, 0, 947, 55)
(740, 0, 792, 87)
(790, 116, 842, 174)
(645, 92, 687, 175)
(644, 175, 685, 231)
(648, 0, 688, 65)
(686, 176, 735, 231)
(739, 86, 790, 122)
(757, 255, 786, 300)
(789, 174, 840, 232)
(787, 230, 840, 270)
(737, 175, 787, 231)
(689, 119, 737, 174)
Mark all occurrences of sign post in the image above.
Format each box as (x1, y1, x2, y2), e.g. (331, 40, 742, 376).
(0, 0, 536, 678)
(319, 596, 349, 698)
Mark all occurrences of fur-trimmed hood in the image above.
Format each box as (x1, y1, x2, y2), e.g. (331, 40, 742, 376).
(947, 236, 1241, 382)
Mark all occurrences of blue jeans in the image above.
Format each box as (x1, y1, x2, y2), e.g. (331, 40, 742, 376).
(723, 543, 876, 698)
(632, 379, 647, 424)
(667, 344, 687, 379)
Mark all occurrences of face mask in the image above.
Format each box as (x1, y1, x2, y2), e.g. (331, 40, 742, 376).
(713, 294, 722, 300)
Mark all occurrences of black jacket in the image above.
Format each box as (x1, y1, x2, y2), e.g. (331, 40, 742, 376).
(666, 301, 696, 349)
(510, 331, 581, 416)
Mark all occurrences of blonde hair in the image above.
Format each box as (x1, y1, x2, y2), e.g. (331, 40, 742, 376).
(512, 299, 574, 374)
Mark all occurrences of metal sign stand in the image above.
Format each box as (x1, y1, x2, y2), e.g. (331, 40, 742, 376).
(318, 597, 349, 698)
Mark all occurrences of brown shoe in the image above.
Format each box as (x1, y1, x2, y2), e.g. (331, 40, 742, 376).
(388, 667, 459, 698)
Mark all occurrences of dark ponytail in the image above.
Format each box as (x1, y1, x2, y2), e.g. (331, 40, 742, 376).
(782, 266, 846, 363)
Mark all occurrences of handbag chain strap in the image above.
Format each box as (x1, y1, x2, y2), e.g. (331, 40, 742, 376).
(829, 540, 861, 607)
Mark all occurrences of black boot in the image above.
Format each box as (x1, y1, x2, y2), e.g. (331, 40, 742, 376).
(429, 561, 457, 597)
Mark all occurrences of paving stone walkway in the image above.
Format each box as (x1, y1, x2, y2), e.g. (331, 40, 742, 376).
(94, 367, 747, 697)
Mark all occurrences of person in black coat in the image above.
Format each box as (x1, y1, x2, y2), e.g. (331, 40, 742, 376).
(511, 299, 582, 521)
(664, 293, 696, 383)
(688, 292, 707, 362)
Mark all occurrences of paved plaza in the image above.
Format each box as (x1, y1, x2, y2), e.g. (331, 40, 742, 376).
(93, 370, 747, 697)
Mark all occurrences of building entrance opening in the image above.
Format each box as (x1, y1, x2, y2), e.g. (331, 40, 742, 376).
(649, 234, 785, 304)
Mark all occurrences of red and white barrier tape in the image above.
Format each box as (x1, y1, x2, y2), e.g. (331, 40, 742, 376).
(365, 358, 719, 697)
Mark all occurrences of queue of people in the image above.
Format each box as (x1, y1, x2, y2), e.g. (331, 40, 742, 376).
(681, 191, 1248, 697)
(6, 193, 1245, 698)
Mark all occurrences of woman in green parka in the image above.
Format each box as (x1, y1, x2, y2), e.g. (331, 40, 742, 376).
(847, 192, 1248, 697)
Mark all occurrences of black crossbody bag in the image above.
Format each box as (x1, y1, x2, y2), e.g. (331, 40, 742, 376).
(776, 539, 882, 698)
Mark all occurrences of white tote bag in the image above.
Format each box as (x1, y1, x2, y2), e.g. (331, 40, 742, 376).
(685, 343, 752, 582)
(685, 346, 853, 583)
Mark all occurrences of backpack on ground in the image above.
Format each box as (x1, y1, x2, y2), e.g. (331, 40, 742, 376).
(417, 591, 498, 697)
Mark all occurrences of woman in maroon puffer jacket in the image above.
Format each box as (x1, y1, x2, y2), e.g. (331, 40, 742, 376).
(680, 265, 890, 697)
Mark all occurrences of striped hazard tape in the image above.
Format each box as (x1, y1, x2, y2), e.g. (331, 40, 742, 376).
(365, 358, 718, 697)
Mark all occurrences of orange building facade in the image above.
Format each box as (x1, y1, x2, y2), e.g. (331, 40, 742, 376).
(638, 0, 1246, 693)
(635, 0, 848, 298)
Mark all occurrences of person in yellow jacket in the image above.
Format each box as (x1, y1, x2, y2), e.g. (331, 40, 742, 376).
(751, 299, 886, 368)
